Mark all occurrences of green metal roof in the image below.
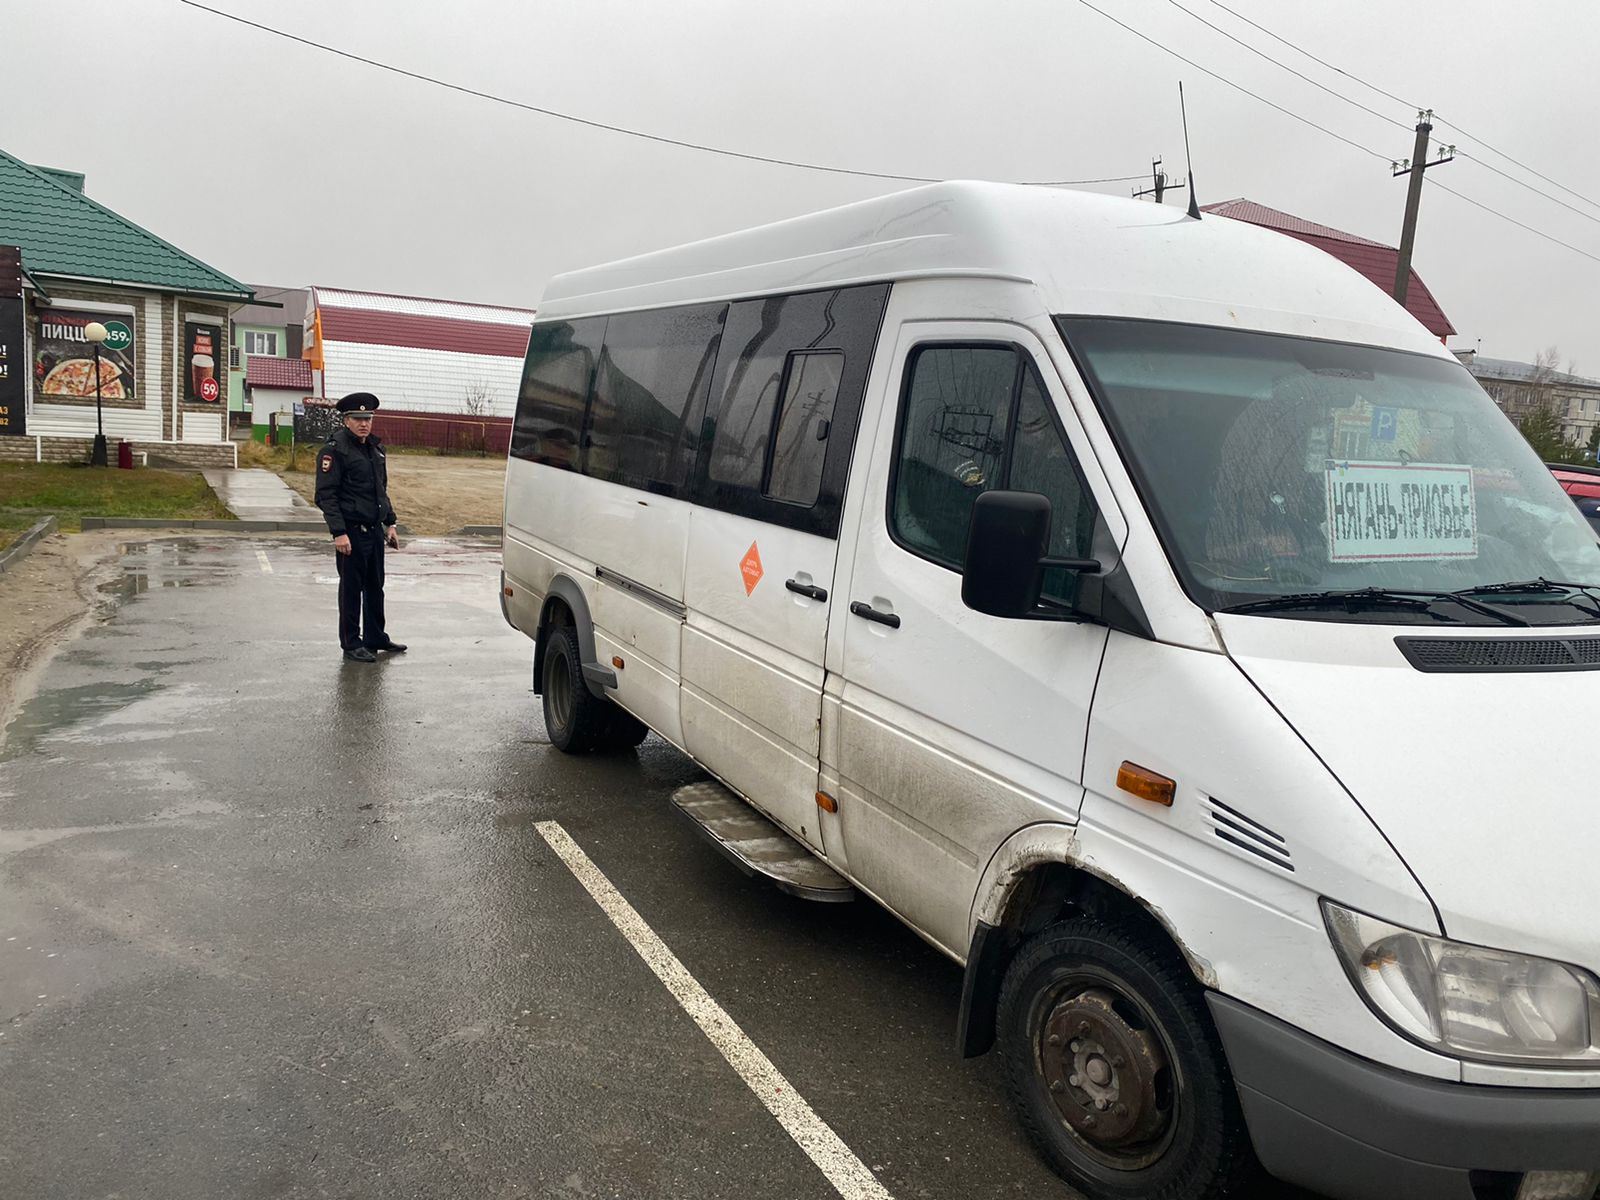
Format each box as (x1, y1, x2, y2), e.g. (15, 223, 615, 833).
(0, 148, 252, 300)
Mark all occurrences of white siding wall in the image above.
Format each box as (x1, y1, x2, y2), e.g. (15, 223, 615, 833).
(321, 342, 524, 418)
(249, 386, 304, 423)
(181, 409, 225, 442)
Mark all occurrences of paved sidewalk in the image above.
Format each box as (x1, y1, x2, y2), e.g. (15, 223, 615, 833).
(200, 468, 326, 528)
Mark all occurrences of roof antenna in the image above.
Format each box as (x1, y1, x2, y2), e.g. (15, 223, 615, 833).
(1180, 82, 1201, 219)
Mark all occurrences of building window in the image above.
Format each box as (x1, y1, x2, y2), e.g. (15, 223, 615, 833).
(244, 330, 279, 357)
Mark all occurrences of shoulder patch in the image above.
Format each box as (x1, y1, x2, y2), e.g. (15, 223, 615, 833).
(320, 454, 334, 473)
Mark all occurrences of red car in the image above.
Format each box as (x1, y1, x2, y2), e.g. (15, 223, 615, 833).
(1548, 462, 1600, 534)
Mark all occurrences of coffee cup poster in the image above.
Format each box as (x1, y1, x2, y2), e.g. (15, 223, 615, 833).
(185, 321, 222, 402)
(34, 309, 138, 400)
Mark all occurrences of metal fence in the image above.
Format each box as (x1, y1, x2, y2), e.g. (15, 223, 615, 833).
(294, 404, 511, 457)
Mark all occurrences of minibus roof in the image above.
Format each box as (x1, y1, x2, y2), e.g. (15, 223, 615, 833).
(536, 181, 1448, 357)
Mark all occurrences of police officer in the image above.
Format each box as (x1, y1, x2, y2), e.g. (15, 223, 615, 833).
(315, 392, 407, 663)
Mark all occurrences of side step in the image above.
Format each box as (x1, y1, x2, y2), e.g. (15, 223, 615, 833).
(671, 780, 856, 903)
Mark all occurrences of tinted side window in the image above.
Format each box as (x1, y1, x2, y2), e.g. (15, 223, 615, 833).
(511, 318, 606, 469)
(766, 351, 843, 507)
(892, 345, 1095, 593)
(891, 345, 1019, 567)
(707, 295, 793, 489)
(1008, 365, 1096, 602)
(697, 283, 889, 537)
(588, 303, 725, 494)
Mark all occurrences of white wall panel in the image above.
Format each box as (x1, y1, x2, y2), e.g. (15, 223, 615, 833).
(321, 342, 525, 418)
(33, 405, 165, 440)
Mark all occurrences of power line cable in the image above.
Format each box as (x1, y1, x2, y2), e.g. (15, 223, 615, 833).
(1195, 0, 1600, 215)
(1073, 0, 1600, 261)
(1162, 0, 1411, 134)
(1170, 0, 1600, 228)
(1071, 0, 1393, 164)
(1432, 181, 1600, 265)
(1197, 0, 1416, 109)
(1072, 0, 1391, 163)
(177, 0, 1142, 188)
(1452, 151, 1600, 229)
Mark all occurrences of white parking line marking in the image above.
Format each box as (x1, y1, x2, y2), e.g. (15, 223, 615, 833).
(535, 820, 893, 1200)
(256, 550, 273, 574)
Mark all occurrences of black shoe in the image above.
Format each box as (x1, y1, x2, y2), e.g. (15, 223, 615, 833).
(373, 640, 407, 654)
(343, 646, 378, 663)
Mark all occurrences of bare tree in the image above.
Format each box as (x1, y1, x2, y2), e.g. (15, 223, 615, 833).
(1531, 345, 1563, 385)
(1515, 345, 1566, 425)
(461, 379, 495, 418)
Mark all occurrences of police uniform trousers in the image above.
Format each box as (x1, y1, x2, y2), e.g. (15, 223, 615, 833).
(336, 524, 388, 651)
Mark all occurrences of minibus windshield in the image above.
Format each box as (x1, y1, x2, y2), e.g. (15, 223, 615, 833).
(1060, 318, 1600, 624)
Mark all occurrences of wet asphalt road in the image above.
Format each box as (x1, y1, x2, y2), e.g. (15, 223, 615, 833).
(0, 536, 1316, 1200)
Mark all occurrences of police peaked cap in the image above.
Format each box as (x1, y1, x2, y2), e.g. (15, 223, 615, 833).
(336, 392, 381, 415)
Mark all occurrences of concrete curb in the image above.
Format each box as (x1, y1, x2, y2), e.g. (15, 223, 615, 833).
(76, 518, 415, 538)
(79, 518, 329, 534)
(450, 525, 503, 537)
(0, 516, 60, 575)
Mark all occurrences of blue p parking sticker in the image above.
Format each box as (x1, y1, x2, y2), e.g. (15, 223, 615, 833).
(1369, 407, 1399, 443)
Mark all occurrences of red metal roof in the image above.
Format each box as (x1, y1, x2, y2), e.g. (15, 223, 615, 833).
(244, 355, 313, 391)
(318, 306, 533, 358)
(1201, 198, 1456, 339)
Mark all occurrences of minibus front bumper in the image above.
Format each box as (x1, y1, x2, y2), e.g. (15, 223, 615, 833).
(1208, 994, 1600, 1200)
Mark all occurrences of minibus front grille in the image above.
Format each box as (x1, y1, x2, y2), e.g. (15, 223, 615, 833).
(1396, 636, 1600, 672)
(1205, 799, 1293, 872)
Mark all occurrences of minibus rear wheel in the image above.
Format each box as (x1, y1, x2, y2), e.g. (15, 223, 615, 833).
(996, 917, 1253, 1200)
(541, 625, 613, 753)
(599, 708, 649, 750)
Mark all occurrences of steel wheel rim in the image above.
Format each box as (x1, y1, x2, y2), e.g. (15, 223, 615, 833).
(1032, 966, 1182, 1172)
(546, 646, 574, 734)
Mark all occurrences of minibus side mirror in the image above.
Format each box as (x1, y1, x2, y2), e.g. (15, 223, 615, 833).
(961, 491, 1100, 618)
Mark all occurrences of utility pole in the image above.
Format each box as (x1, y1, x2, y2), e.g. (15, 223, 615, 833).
(1133, 157, 1187, 206)
(1391, 110, 1455, 305)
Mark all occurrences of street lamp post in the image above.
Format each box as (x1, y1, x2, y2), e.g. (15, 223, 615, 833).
(84, 321, 109, 467)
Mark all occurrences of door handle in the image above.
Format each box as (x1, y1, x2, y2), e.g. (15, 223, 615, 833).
(849, 601, 901, 629)
(785, 578, 828, 602)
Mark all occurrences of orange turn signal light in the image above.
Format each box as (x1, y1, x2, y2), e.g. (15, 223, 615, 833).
(612, 656, 625, 670)
(1117, 761, 1176, 807)
(504, 586, 514, 597)
(815, 791, 838, 813)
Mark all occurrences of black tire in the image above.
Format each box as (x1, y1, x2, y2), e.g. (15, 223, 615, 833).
(996, 917, 1255, 1200)
(599, 707, 650, 750)
(541, 625, 612, 754)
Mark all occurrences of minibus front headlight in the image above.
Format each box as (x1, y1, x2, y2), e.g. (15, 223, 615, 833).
(1324, 901, 1600, 1065)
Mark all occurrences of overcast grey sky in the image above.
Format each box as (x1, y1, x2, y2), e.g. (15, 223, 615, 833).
(8, 0, 1598, 371)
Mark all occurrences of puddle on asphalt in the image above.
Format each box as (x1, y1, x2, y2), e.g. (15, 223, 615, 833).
(97, 541, 234, 600)
(0, 680, 162, 762)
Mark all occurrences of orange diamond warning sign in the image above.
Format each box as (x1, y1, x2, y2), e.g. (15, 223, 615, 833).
(740, 541, 764, 595)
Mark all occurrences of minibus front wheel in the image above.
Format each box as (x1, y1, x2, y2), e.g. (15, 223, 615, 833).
(541, 625, 648, 753)
(997, 916, 1254, 1200)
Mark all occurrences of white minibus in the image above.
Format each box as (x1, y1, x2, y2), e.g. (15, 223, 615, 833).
(501, 182, 1600, 1200)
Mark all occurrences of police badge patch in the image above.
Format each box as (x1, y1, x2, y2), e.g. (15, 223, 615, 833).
(320, 455, 333, 473)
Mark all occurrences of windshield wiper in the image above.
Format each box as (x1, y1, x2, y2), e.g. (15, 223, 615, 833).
(1218, 586, 1528, 625)
(1451, 579, 1600, 619)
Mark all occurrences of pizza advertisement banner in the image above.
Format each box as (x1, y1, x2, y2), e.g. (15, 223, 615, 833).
(184, 321, 222, 402)
(34, 308, 137, 401)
